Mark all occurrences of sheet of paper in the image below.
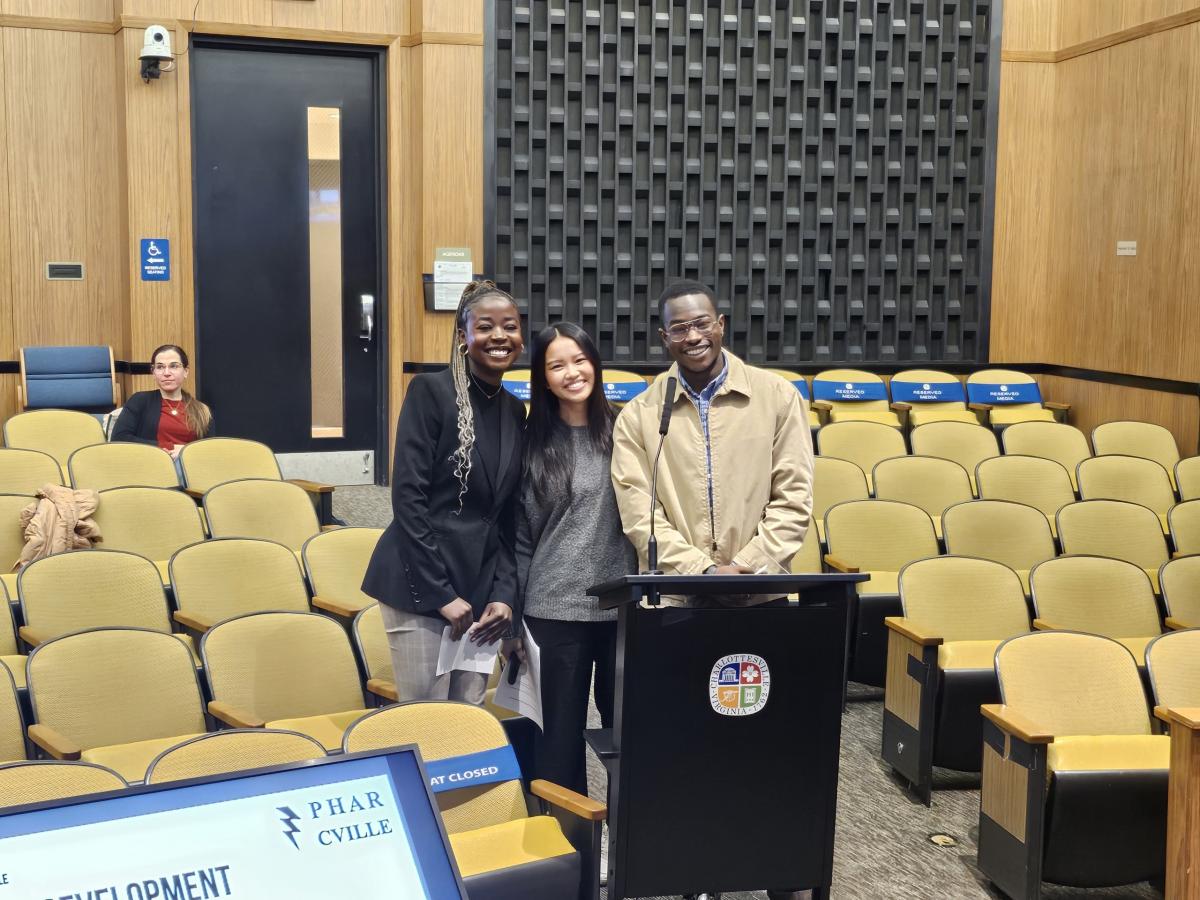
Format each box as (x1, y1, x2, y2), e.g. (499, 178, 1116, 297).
(435, 625, 500, 677)
(491, 621, 543, 730)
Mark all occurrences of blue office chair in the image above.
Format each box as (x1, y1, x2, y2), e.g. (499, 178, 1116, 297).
(18, 346, 120, 413)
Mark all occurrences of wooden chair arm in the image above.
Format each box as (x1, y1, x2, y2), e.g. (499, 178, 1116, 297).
(288, 479, 335, 495)
(1043, 401, 1071, 411)
(884, 616, 943, 646)
(1155, 706, 1200, 729)
(208, 700, 266, 729)
(311, 596, 361, 618)
(28, 723, 82, 760)
(890, 402, 912, 412)
(1031, 618, 1063, 631)
(319, 524, 341, 532)
(823, 553, 859, 574)
(173, 609, 214, 633)
(183, 487, 205, 500)
(366, 678, 399, 702)
(529, 779, 607, 822)
(17, 625, 50, 648)
(810, 400, 832, 411)
(981, 704, 1054, 745)
(968, 402, 994, 412)
(1165, 616, 1194, 631)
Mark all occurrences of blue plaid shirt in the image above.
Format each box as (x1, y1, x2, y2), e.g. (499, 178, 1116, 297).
(678, 353, 729, 532)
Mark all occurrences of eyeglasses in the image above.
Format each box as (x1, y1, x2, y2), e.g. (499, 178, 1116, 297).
(663, 317, 718, 343)
(152, 363, 184, 373)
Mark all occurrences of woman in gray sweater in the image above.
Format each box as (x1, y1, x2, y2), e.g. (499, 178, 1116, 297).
(510, 322, 636, 794)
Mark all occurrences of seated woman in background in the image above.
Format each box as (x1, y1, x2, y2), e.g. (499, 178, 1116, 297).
(111, 344, 214, 459)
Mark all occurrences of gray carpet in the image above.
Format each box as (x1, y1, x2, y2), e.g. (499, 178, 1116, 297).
(335, 486, 1160, 899)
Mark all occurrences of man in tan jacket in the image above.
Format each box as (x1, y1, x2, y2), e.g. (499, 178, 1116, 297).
(611, 279, 815, 607)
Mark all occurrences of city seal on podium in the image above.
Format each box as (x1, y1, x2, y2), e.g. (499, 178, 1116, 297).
(708, 653, 771, 716)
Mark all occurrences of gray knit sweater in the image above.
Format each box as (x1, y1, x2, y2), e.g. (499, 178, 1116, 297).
(515, 427, 636, 622)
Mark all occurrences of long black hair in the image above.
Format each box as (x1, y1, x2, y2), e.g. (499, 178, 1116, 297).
(525, 322, 616, 507)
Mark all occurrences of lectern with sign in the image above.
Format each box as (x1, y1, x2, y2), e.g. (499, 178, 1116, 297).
(585, 573, 865, 900)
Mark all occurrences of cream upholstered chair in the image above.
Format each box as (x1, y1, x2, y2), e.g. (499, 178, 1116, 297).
(816, 421, 906, 493)
(0, 760, 126, 809)
(966, 369, 1067, 427)
(1000, 421, 1091, 491)
(0, 579, 27, 689)
(144, 729, 326, 784)
(888, 369, 977, 428)
(344, 701, 604, 899)
(18, 549, 196, 662)
(26, 628, 207, 781)
(1093, 421, 1181, 491)
(352, 604, 397, 704)
(1077, 455, 1175, 533)
(811, 456, 869, 542)
(302, 527, 383, 618)
(941, 499, 1055, 595)
(823, 499, 939, 686)
(203, 478, 322, 551)
(872, 456, 973, 539)
(1169, 500, 1200, 556)
(910, 420, 999, 495)
(975, 455, 1075, 537)
(0, 662, 26, 764)
(68, 442, 179, 491)
(179, 437, 334, 524)
(201, 611, 370, 751)
(1030, 556, 1162, 665)
(90, 486, 206, 583)
(1056, 499, 1169, 591)
(3, 410, 105, 469)
(1145, 628, 1200, 711)
(883, 556, 1029, 804)
(1159, 555, 1200, 630)
(1175, 456, 1200, 501)
(978, 631, 1167, 898)
(0, 448, 63, 495)
(170, 537, 310, 634)
(811, 369, 900, 427)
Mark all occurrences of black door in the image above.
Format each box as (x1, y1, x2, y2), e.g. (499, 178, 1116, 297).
(191, 38, 385, 474)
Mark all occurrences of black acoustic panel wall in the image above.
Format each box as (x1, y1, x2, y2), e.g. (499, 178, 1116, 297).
(486, 0, 998, 366)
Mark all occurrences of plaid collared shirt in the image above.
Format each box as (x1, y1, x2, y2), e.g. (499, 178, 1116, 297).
(678, 352, 730, 522)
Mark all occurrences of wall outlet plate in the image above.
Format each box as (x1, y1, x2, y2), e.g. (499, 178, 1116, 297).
(1116, 241, 1137, 256)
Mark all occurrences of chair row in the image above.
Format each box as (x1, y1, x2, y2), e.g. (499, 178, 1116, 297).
(812, 497, 1192, 686)
(0, 699, 601, 899)
(0, 417, 334, 523)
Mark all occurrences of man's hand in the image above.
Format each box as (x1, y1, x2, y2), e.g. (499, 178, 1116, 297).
(470, 602, 513, 645)
(439, 598, 474, 640)
(711, 565, 754, 575)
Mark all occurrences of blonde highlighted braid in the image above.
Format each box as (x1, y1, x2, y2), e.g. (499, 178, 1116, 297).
(450, 280, 518, 511)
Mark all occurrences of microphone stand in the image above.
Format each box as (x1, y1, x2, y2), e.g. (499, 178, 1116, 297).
(645, 376, 677, 607)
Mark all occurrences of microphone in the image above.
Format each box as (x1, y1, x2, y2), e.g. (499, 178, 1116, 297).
(646, 376, 677, 606)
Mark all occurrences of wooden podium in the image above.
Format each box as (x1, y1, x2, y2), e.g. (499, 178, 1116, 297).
(1156, 706, 1200, 899)
(584, 573, 866, 900)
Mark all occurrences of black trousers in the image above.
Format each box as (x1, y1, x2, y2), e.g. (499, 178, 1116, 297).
(524, 616, 617, 796)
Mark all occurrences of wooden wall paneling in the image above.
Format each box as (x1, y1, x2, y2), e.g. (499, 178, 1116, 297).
(3, 27, 125, 349)
(1000, 0, 1056, 52)
(172, 17, 196, 372)
(389, 39, 418, 440)
(117, 0, 181, 20)
(1037, 375, 1200, 457)
(120, 25, 187, 365)
(988, 62, 1056, 365)
(187, 0, 270, 27)
(270, 0, 340, 31)
(0, 0, 114, 23)
(0, 30, 13, 364)
(344, 0, 408, 35)
(412, 0, 482, 36)
(1055, 0, 1200, 50)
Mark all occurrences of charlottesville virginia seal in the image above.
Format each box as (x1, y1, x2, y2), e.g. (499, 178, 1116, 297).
(709, 653, 770, 716)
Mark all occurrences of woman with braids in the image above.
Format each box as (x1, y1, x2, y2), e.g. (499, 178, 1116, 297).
(510, 322, 635, 794)
(111, 344, 214, 458)
(362, 281, 526, 703)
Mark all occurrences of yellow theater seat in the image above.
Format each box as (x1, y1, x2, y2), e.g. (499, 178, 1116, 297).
(344, 702, 603, 899)
(68, 441, 180, 491)
(3, 410, 105, 470)
(25, 627, 208, 782)
(202, 611, 371, 751)
(811, 456, 868, 542)
(975, 455, 1073, 537)
(1145, 628, 1200, 708)
(1000, 421, 1091, 492)
(1168, 501, 1200, 556)
(0, 448, 63, 495)
(144, 729, 326, 785)
(0, 760, 126, 809)
(883, 556, 1028, 804)
(1077, 455, 1175, 534)
(203, 478, 323, 551)
(812, 369, 901, 427)
(1056, 499, 1169, 593)
(889, 369, 977, 428)
(0, 581, 26, 690)
(816, 421, 906, 493)
(910, 421, 999, 496)
(872, 456, 972, 539)
(303, 527, 383, 619)
(1160, 556, 1200, 630)
(352, 604, 398, 704)
(966, 369, 1065, 427)
(1093, 421, 1181, 492)
(941, 500, 1055, 598)
(1047, 734, 1170, 773)
(90, 486, 207, 586)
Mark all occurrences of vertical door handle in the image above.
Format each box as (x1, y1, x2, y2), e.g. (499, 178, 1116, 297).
(360, 294, 374, 342)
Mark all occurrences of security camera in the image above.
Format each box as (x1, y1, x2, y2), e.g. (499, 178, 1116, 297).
(139, 25, 175, 82)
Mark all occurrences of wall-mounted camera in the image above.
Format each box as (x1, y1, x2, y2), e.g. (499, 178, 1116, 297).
(139, 26, 175, 83)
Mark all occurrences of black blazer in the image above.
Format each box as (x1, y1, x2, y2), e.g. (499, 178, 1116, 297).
(111, 390, 216, 445)
(362, 369, 526, 618)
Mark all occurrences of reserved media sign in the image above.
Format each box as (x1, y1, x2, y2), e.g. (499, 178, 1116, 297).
(0, 751, 465, 900)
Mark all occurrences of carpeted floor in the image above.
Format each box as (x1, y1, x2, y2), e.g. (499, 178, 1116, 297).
(335, 486, 1160, 900)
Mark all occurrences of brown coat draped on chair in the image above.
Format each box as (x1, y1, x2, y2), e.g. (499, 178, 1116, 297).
(17, 484, 101, 568)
